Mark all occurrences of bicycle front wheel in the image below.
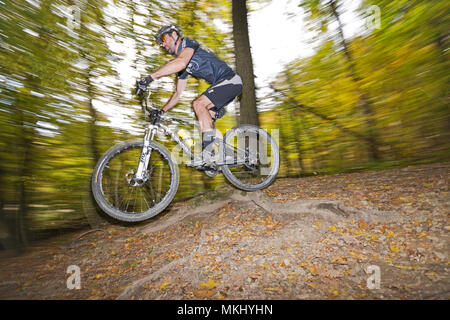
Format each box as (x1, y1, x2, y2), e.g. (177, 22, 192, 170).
(92, 139, 179, 222)
(221, 125, 280, 191)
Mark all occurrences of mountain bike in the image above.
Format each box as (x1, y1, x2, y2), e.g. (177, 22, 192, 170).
(91, 88, 280, 222)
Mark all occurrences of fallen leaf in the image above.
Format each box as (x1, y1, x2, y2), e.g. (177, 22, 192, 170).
(193, 289, 216, 299)
(389, 243, 400, 253)
(331, 256, 348, 265)
(358, 220, 370, 230)
(394, 265, 414, 270)
(264, 287, 283, 294)
(200, 278, 217, 290)
(248, 273, 262, 279)
(308, 266, 318, 276)
(416, 232, 427, 238)
(159, 282, 169, 290)
(329, 288, 339, 297)
(218, 292, 227, 300)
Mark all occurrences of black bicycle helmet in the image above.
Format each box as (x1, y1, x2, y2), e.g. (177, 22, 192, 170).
(155, 25, 182, 45)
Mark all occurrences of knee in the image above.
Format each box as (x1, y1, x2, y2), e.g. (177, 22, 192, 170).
(192, 99, 205, 113)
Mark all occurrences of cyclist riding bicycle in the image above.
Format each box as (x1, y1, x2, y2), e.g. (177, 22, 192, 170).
(137, 25, 242, 169)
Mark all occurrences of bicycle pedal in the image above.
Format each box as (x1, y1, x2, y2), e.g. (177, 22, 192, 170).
(204, 169, 219, 178)
(195, 163, 216, 171)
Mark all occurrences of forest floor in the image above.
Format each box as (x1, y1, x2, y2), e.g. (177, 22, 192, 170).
(0, 162, 448, 300)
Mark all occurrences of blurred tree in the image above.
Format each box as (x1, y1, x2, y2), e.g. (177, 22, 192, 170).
(69, 0, 125, 228)
(0, 0, 81, 250)
(299, 0, 380, 160)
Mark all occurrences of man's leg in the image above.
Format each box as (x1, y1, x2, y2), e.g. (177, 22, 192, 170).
(192, 95, 215, 132)
(192, 95, 217, 165)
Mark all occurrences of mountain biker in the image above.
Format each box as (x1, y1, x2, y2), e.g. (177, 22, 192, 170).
(137, 25, 242, 168)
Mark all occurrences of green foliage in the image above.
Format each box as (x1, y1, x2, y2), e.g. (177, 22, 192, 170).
(0, 0, 235, 248)
(268, 0, 450, 174)
(0, 0, 448, 248)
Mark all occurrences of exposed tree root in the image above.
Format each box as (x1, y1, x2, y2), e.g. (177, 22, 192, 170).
(140, 188, 400, 235)
(116, 256, 190, 300)
(115, 187, 412, 299)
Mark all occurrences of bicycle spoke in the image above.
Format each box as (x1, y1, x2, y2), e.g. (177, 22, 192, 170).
(221, 126, 279, 191)
(99, 144, 172, 215)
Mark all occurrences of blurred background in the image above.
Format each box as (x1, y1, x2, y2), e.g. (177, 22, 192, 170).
(0, 0, 448, 252)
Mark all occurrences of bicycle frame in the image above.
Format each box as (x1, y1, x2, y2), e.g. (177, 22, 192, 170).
(133, 91, 257, 182)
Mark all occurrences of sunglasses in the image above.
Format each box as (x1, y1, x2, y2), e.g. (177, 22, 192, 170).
(161, 34, 169, 44)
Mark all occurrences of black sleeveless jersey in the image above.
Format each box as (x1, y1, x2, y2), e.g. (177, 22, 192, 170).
(177, 37, 235, 85)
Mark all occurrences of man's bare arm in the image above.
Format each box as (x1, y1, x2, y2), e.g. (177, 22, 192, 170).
(162, 78, 187, 113)
(151, 48, 194, 80)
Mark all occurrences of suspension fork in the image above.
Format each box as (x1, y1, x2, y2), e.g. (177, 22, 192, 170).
(134, 125, 157, 183)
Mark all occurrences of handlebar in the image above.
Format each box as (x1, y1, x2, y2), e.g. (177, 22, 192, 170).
(134, 81, 192, 126)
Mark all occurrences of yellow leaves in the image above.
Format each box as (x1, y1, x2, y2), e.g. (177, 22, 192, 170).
(386, 230, 395, 238)
(159, 282, 169, 290)
(288, 272, 299, 281)
(358, 220, 370, 230)
(328, 288, 339, 298)
(393, 264, 415, 270)
(416, 232, 427, 238)
(218, 292, 227, 300)
(349, 249, 368, 261)
(418, 242, 432, 249)
(331, 256, 348, 265)
(313, 221, 321, 231)
(191, 278, 219, 299)
(260, 263, 271, 270)
(389, 243, 400, 253)
(328, 225, 337, 232)
(95, 273, 102, 279)
(264, 287, 284, 294)
(370, 234, 379, 241)
(200, 278, 217, 290)
(308, 265, 319, 276)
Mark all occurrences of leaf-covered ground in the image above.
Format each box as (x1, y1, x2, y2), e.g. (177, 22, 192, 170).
(0, 162, 448, 300)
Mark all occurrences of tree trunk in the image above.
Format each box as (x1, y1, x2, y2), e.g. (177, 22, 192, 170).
(277, 110, 292, 177)
(291, 108, 305, 175)
(86, 65, 100, 163)
(232, 0, 259, 126)
(14, 109, 32, 251)
(82, 60, 103, 229)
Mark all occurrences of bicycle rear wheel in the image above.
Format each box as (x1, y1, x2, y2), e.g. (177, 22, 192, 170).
(221, 125, 279, 191)
(91, 139, 179, 222)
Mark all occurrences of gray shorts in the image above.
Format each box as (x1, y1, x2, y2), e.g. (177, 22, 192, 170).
(203, 74, 242, 119)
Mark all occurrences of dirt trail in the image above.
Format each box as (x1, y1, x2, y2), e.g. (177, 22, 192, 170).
(0, 163, 448, 300)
